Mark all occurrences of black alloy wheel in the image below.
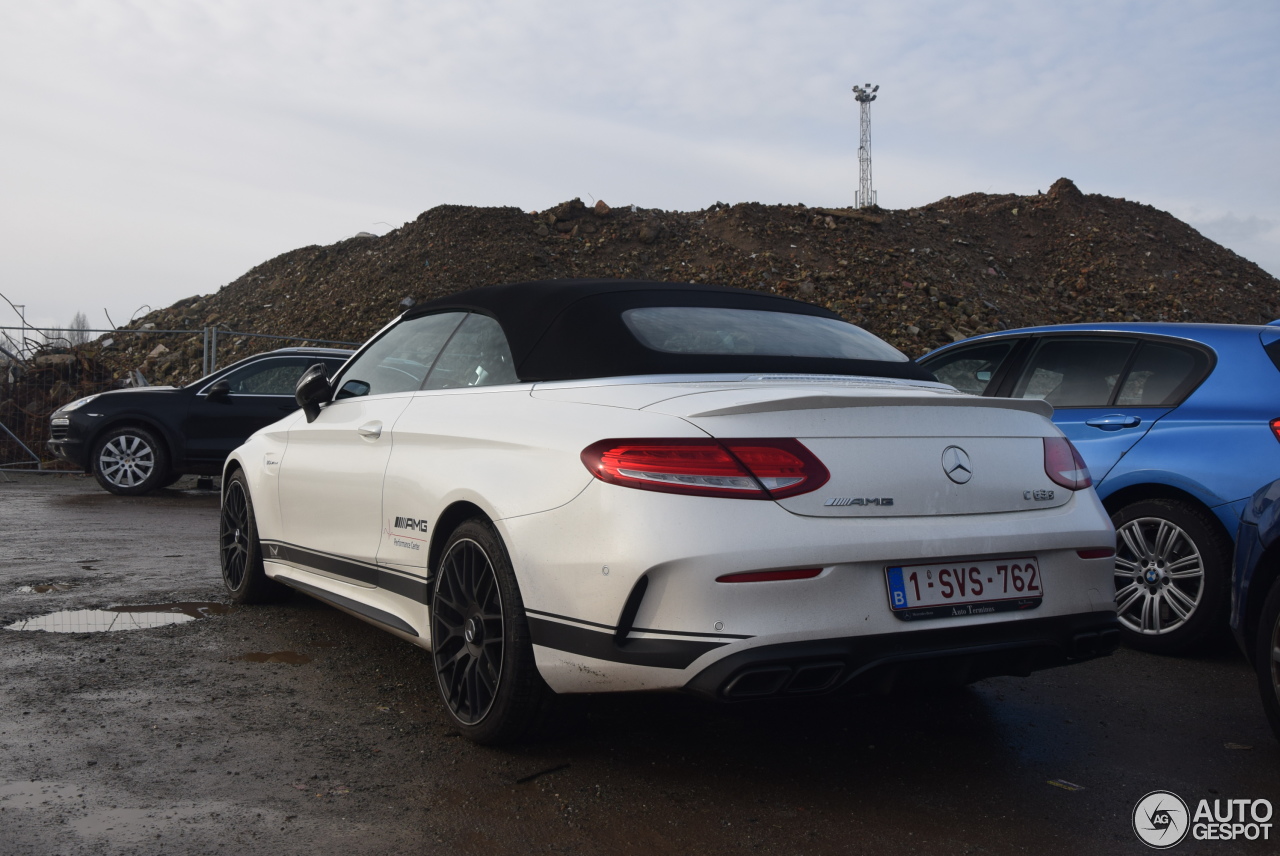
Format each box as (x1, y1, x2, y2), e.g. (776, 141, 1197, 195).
(430, 519, 553, 744)
(219, 471, 284, 604)
(1111, 498, 1229, 655)
(92, 425, 170, 495)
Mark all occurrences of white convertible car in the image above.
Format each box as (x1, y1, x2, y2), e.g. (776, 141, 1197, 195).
(220, 280, 1120, 743)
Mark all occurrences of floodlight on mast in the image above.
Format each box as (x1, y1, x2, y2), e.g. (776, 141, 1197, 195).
(852, 83, 879, 208)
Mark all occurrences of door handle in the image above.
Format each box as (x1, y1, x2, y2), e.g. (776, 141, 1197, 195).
(358, 421, 383, 439)
(1085, 414, 1141, 430)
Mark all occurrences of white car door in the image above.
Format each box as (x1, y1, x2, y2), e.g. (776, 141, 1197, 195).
(376, 313, 523, 619)
(275, 312, 467, 591)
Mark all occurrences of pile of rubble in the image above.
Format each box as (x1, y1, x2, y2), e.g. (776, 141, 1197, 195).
(4, 178, 1278, 466)
(112, 178, 1277, 387)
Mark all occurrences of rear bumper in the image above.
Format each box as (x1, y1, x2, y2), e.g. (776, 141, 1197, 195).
(510, 479, 1118, 695)
(1231, 520, 1263, 659)
(684, 610, 1121, 700)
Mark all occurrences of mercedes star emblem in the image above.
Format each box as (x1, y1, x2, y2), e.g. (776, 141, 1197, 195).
(942, 446, 973, 484)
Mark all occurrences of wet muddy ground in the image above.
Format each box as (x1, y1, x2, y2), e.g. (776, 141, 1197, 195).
(2, 471, 1278, 855)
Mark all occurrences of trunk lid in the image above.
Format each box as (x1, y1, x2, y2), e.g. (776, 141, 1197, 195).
(640, 383, 1066, 517)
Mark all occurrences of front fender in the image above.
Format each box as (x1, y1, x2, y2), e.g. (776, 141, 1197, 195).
(222, 412, 303, 539)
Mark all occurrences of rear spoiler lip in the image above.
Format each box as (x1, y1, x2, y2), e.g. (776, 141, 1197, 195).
(684, 393, 1053, 420)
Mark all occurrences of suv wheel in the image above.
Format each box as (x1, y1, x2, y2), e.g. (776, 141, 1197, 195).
(92, 426, 169, 495)
(1112, 498, 1229, 654)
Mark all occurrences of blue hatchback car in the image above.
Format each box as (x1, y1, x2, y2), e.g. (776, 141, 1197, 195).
(920, 323, 1280, 654)
(1232, 478, 1280, 740)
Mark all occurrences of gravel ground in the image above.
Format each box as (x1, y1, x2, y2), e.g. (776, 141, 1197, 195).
(2, 471, 1278, 855)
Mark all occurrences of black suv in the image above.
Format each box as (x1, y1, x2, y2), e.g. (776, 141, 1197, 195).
(48, 347, 352, 494)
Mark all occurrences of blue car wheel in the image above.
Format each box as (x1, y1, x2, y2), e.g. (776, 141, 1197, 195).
(1111, 498, 1230, 654)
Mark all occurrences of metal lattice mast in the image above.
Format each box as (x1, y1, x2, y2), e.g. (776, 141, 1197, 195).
(852, 83, 879, 208)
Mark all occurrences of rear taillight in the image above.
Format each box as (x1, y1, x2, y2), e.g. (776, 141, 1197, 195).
(1270, 418, 1280, 443)
(581, 438, 830, 500)
(1043, 436, 1092, 491)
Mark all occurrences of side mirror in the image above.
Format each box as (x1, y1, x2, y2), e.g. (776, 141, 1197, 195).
(207, 380, 231, 400)
(295, 364, 333, 423)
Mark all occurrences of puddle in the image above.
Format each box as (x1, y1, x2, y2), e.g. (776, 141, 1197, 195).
(237, 651, 313, 665)
(5, 602, 231, 633)
(16, 583, 77, 593)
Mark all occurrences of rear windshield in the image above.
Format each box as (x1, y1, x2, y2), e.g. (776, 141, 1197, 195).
(622, 307, 908, 362)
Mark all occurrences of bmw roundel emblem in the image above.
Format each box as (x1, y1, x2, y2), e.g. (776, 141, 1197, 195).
(942, 446, 973, 484)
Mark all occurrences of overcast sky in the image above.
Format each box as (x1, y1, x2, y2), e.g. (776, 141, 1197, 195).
(2, 0, 1277, 333)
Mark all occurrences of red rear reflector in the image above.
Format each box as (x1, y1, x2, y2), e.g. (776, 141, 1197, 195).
(581, 438, 829, 500)
(716, 568, 823, 583)
(1270, 418, 1280, 443)
(1043, 436, 1092, 491)
(1076, 547, 1115, 559)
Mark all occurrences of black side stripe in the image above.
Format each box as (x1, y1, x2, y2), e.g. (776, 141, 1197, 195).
(525, 608, 753, 640)
(278, 577, 419, 637)
(527, 617, 727, 670)
(260, 541, 430, 604)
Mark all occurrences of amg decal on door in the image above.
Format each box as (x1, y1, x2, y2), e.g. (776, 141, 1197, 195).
(393, 517, 429, 533)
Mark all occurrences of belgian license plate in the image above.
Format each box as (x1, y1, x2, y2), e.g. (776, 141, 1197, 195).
(885, 557, 1042, 621)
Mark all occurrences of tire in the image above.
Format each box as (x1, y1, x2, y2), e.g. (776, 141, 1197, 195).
(91, 425, 169, 495)
(158, 471, 184, 489)
(430, 518, 555, 744)
(1254, 578, 1280, 742)
(1111, 498, 1230, 655)
(219, 471, 286, 604)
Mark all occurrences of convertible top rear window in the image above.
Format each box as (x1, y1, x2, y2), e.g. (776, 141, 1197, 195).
(622, 307, 908, 362)
(400, 279, 936, 383)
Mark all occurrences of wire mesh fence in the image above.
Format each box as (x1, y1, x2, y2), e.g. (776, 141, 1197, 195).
(0, 325, 359, 470)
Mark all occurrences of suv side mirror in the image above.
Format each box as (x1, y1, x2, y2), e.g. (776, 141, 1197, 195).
(295, 364, 333, 423)
(206, 380, 231, 400)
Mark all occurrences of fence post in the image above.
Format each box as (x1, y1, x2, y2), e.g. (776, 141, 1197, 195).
(0, 419, 41, 469)
(211, 328, 218, 373)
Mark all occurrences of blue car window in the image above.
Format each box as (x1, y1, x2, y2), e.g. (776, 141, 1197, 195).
(1116, 342, 1207, 406)
(1012, 338, 1136, 407)
(1263, 336, 1280, 374)
(921, 340, 1018, 395)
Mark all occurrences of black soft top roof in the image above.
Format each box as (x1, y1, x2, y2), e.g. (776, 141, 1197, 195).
(404, 279, 933, 383)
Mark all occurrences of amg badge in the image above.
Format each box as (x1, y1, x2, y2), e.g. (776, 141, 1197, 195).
(825, 497, 894, 507)
(393, 516, 429, 533)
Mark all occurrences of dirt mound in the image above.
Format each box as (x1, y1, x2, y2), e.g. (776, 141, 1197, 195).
(5, 180, 1278, 467)
(7, 179, 1269, 468)
(107, 179, 1276, 386)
